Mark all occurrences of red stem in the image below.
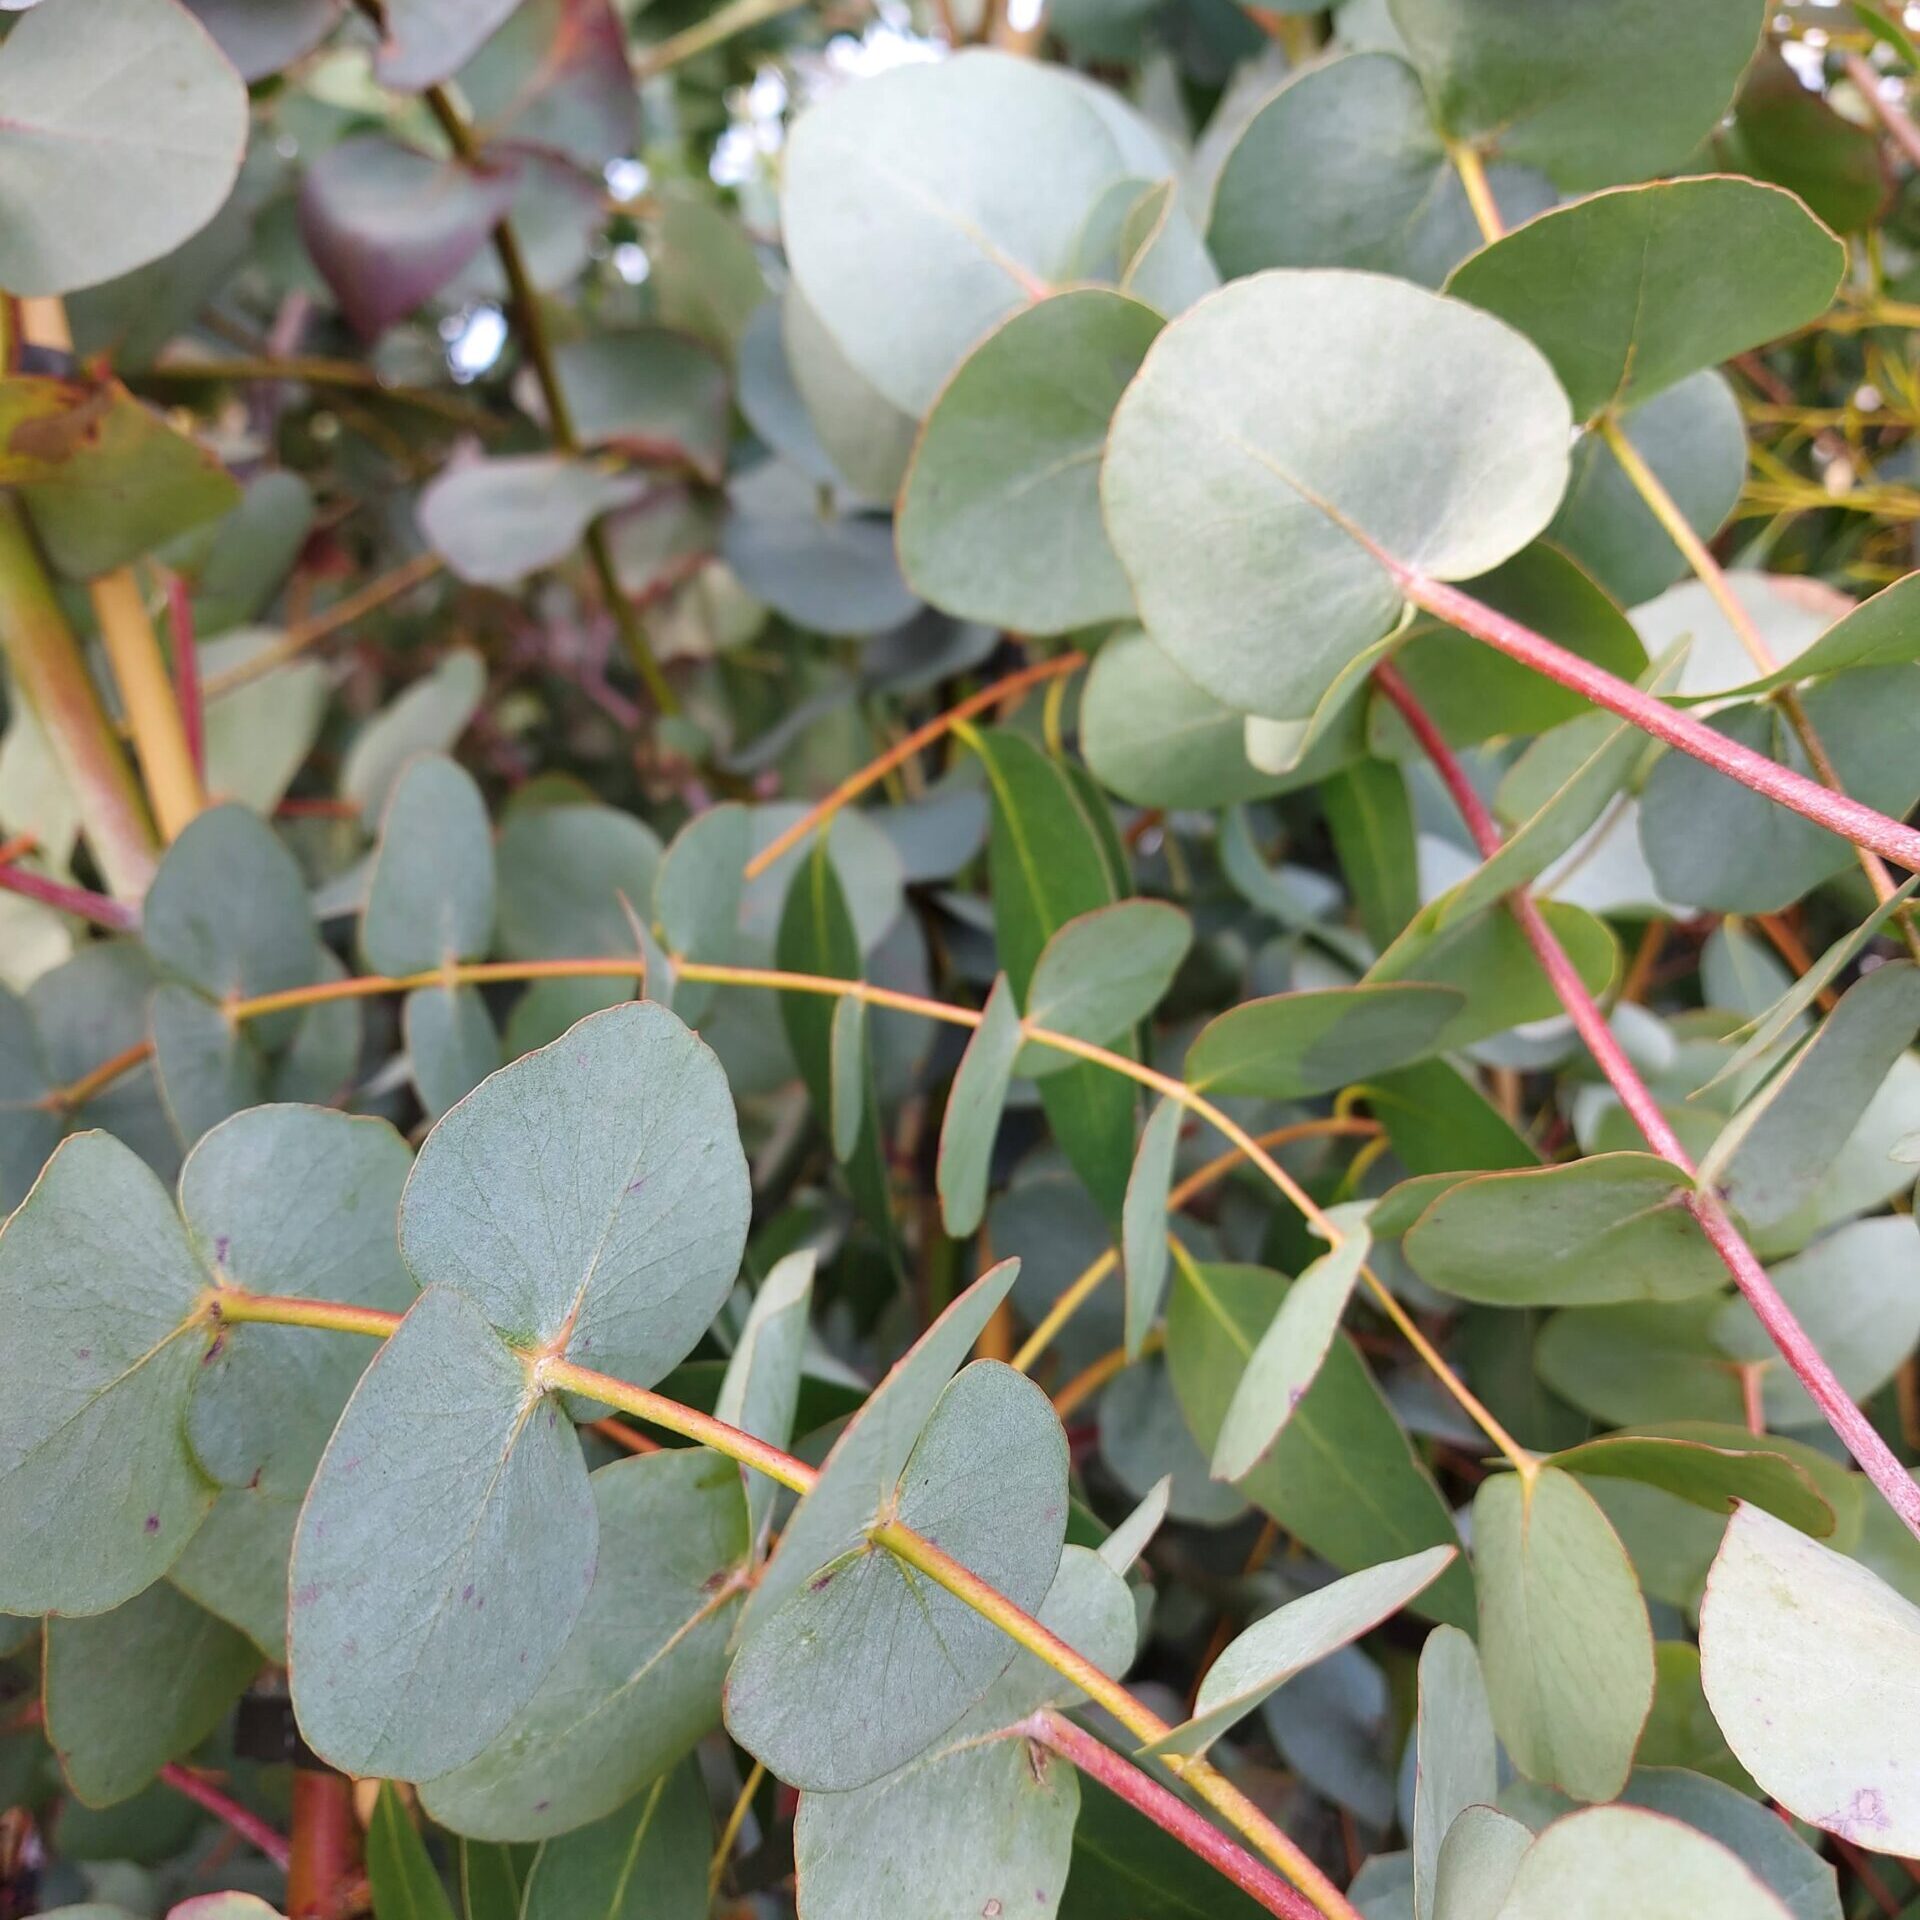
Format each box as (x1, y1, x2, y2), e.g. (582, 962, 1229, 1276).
(1373, 661, 1920, 1545)
(158, 1762, 292, 1869)
(1023, 1710, 1321, 1920)
(1397, 572, 1920, 876)
(0, 856, 140, 932)
(166, 572, 205, 784)
(286, 1768, 360, 1920)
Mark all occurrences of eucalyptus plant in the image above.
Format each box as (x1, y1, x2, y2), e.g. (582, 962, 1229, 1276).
(2, 1, 1920, 1919)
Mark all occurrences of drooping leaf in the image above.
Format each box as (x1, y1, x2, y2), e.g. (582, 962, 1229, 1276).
(1147, 1545, 1456, 1756)
(898, 289, 1162, 633)
(362, 755, 496, 976)
(1121, 1097, 1183, 1359)
(1212, 1205, 1372, 1481)
(44, 1581, 259, 1806)
(938, 973, 1024, 1240)
(1102, 268, 1572, 724)
(713, 1249, 815, 1550)
(1446, 179, 1844, 421)
(1166, 1258, 1473, 1626)
(0, 1132, 214, 1615)
(400, 1000, 750, 1386)
(421, 1448, 747, 1840)
(1402, 1154, 1724, 1307)
(1322, 758, 1420, 951)
(288, 1287, 599, 1781)
(1473, 1466, 1654, 1803)
(726, 1358, 1068, 1792)
(1545, 1433, 1833, 1535)
(0, 0, 249, 296)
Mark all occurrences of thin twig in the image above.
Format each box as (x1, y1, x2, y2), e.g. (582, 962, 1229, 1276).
(158, 1763, 292, 1870)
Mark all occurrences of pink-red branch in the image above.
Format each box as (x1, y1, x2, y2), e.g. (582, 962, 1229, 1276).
(0, 855, 140, 932)
(1373, 661, 1920, 1545)
(166, 572, 205, 784)
(158, 1762, 293, 1869)
(1397, 571, 1920, 877)
(1022, 1710, 1322, 1920)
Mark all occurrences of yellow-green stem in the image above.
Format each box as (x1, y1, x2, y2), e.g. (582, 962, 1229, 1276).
(90, 568, 204, 842)
(0, 499, 159, 898)
(1449, 142, 1504, 244)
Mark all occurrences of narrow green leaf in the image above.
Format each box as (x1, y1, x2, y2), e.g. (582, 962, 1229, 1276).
(368, 1782, 457, 1920)
(714, 1249, 816, 1550)
(1414, 1627, 1497, 1920)
(1546, 1434, 1833, 1535)
(938, 973, 1024, 1239)
(519, 1764, 708, 1920)
(1121, 1097, 1183, 1358)
(1323, 759, 1419, 951)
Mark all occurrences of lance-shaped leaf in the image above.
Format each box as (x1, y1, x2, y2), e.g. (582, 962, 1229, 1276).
(300, 136, 519, 338)
(288, 1287, 599, 1781)
(400, 1001, 750, 1387)
(1102, 268, 1572, 724)
(794, 1545, 1136, 1920)
(1098, 1476, 1170, 1575)
(1446, 179, 1845, 422)
(1184, 984, 1462, 1101)
(1493, 1804, 1794, 1919)
(938, 975, 1023, 1239)
(782, 50, 1147, 413)
(421, 1448, 747, 1840)
(828, 995, 867, 1163)
(518, 1761, 708, 1920)
(1168, 1257, 1473, 1626)
(45, 1581, 259, 1806)
(975, 729, 1136, 1216)
(1213, 1206, 1372, 1481)
(1545, 1433, 1833, 1535)
(362, 755, 496, 976)
(1121, 1097, 1183, 1358)
(714, 1250, 815, 1550)
(1389, 0, 1767, 191)
(1413, 1627, 1497, 1920)
(180, 1105, 415, 1656)
(1707, 960, 1920, 1230)
(727, 1357, 1068, 1791)
(1701, 1502, 1920, 1856)
(1402, 1154, 1724, 1307)
(0, 0, 249, 297)
(1717, 571, 1920, 695)
(1474, 1467, 1653, 1803)
(1209, 52, 1552, 289)
(367, 1781, 458, 1920)
(0, 1132, 214, 1615)
(419, 456, 647, 589)
(1146, 1545, 1456, 1757)
(898, 289, 1163, 634)
(1018, 899, 1192, 1077)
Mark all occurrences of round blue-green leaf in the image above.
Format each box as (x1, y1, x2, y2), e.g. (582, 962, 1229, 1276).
(405, 985, 501, 1122)
(362, 755, 495, 976)
(0, 1132, 214, 1615)
(419, 456, 646, 589)
(1208, 52, 1553, 288)
(288, 1286, 598, 1781)
(1185, 983, 1462, 1100)
(421, 1447, 748, 1840)
(1389, 0, 1767, 191)
(1446, 179, 1844, 422)
(0, 0, 249, 296)
(897, 289, 1163, 634)
(726, 1357, 1067, 1792)
(401, 1001, 749, 1385)
(1102, 269, 1572, 722)
(0, 983, 60, 1213)
(782, 50, 1145, 414)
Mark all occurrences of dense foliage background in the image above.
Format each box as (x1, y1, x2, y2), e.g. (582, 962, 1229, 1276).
(5, 1, 1920, 1918)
